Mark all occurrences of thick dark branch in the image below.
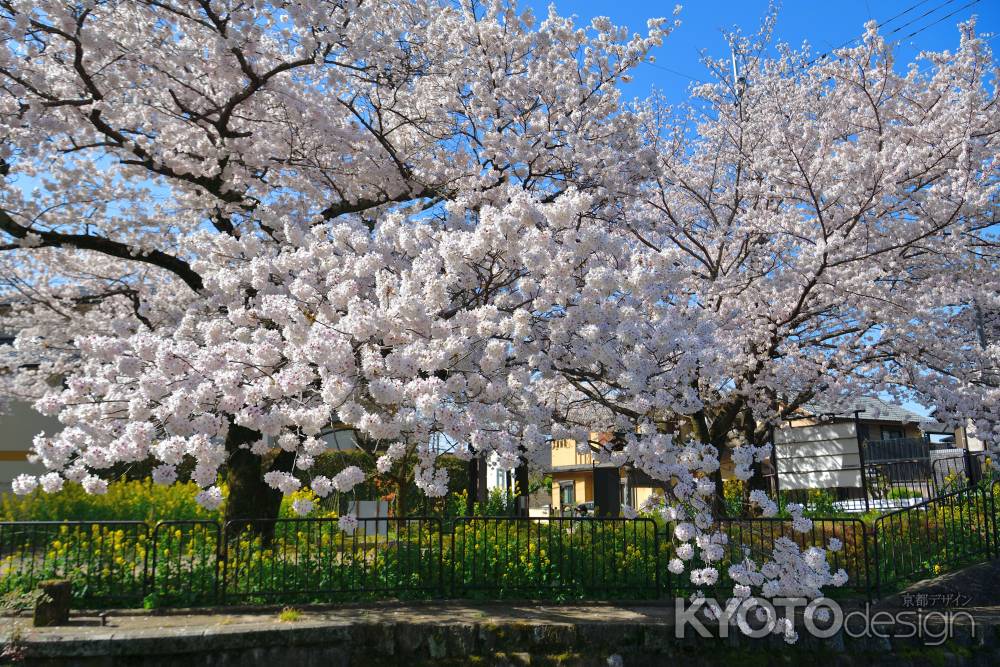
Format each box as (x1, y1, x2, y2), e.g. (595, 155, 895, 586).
(0, 208, 204, 292)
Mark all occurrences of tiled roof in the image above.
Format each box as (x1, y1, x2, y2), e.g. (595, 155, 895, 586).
(800, 396, 931, 424)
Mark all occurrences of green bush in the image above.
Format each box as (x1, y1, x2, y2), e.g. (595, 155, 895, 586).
(0, 478, 219, 523)
(806, 489, 837, 514)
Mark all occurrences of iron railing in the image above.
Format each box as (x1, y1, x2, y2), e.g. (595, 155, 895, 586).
(221, 516, 444, 603)
(710, 516, 872, 597)
(0, 460, 995, 607)
(0, 520, 149, 607)
(450, 516, 660, 599)
(863, 437, 930, 463)
(873, 482, 996, 597)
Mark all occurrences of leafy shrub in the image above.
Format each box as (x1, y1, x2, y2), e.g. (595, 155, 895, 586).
(0, 478, 219, 522)
(722, 479, 746, 517)
(806, 489, 837, 514)
(1, 479, 338, 523)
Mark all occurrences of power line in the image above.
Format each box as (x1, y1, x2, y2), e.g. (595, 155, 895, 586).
(883, 0, 966, 39)
(642, 0, 984, 87)
(824, 0, 940, 55)
(807, 0, 971, 66)
(878, 0, 938, 28)
(895, 0, 981, 42)
(642, 60, 705, 85)
(644, 1, 948, 82)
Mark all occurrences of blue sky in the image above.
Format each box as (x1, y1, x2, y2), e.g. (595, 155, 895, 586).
(520, 0, 999, 105)
(518, 1, 1000, 418)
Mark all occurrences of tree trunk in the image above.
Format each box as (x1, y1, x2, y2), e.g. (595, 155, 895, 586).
(711, 465, 727, 518)
(476, 452, 488, 504)
(467, 456, 478, 515)
(742, 413, 771, 498)
(223, 424, 289, 542)
(514, 461, 530, 517)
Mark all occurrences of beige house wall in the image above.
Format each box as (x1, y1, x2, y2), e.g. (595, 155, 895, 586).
(550, 438, 594, 468)
(550, 471, 594, 511)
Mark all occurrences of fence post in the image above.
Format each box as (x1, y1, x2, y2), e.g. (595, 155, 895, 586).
(141, 522, 153, 602)
(219, 520, 230, 605)
(653, 524, 662, 598)
(449, 518, 458, 599)
(854, 411, 871, 513)
(213, 520, 223, 604)
(438, 518, 445, 599)
(987, 482, 997, 559)
(871, 516, 881, 599)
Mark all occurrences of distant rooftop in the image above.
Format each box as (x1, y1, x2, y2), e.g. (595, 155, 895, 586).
(800, 396, 931, 425)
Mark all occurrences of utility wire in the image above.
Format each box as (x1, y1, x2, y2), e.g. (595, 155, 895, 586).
(807, 0, 974, 65)
(884, 0, 966, 39)
(643, 0, 984, 85)
(642, 60, 705, 85)
(895, 0, 981, 42)
(819, 0, 939, 57)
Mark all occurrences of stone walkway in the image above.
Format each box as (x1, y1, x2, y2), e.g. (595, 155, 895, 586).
(7, 559, 1000, 666)
(5, 597, 1000, 666)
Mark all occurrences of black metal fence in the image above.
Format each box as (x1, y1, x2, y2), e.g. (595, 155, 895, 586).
(1, 515, 665, 607)
(450, 516, 660, 599)
(872, 483, 997, 597)
(774, 437, 991, 513)
(0, 521, 149, 607)
(222, 517, 444, 604)
(1, 463, 996, 608)
(863, 437, 930, 463)
(711, 516, 872, 597)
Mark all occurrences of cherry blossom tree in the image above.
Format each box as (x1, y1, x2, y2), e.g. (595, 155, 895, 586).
(0, 0, 675, 523)
(542, 18, 999, 510)
(1, 0, 997, 615)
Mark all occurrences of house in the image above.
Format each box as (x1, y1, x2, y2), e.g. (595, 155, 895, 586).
(547, 433, 662, 515)
(545, 397, 958, 513)
(921, 416, 987, 453)
(773, 397, 937, 499)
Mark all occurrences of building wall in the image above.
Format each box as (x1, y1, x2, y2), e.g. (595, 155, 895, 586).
(787, 416, 922, 441)
(955, 425, 986, 452)
(550, 471, 593, 511)
(549, 468, 662, 513)
(862, 422, 923, 441)
(631, 485, 661, 509)
(0, 399, 62, 491)
(550, 438, 597, 468)
(774, 422, 862, 490)
(774, 418, 929, 491)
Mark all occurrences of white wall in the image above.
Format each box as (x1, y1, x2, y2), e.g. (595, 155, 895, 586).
(485, 454, 509, 491)
(346, 499, 391, 535)
(321, 429, 358, 451)
(0, 399, 62, 490)
(773, 422, 862, 489)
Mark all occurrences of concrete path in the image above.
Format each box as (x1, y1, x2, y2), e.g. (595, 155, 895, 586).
(4, 598, 1000, 666)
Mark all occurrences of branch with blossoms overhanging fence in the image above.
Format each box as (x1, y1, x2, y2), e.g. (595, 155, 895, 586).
(1, 479, 996, 609)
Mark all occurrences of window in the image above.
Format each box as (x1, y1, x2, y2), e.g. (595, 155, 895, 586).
(881, 427, 904, 441)
(559, 482, 575, 507)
